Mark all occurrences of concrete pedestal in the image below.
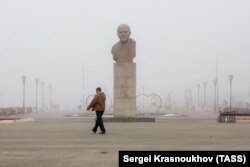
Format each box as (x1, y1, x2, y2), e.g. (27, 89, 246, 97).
(113, 63, 136, 117)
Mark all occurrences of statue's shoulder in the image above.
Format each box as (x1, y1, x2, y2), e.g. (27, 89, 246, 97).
(112, 41, 120, 49)
(111, 41, 120, 54)
(113, 41, 121, 46)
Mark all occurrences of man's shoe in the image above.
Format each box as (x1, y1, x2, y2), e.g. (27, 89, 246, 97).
(92, 129, 97, 134)
(99, 132, 106, 135)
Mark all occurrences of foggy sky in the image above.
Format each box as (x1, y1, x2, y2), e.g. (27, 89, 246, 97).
(1, 0, 250, 110)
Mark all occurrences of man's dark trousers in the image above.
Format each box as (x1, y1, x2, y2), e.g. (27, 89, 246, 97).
(93, 111, 105, 133)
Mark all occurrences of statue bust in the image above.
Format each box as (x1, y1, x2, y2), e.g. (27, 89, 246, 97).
(111, 24, 136, 63)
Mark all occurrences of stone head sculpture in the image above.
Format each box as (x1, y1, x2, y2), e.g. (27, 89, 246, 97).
(111, 24, 136, 63)
(117, 24, 131, 43)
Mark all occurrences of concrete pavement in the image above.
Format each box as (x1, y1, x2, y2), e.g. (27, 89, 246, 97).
(0, 111, 250, 167)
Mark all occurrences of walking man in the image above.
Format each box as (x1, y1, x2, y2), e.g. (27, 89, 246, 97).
(87, 87, 106, 134)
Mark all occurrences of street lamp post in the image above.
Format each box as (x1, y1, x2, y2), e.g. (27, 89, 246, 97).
(229, 75, 233, 111)
(35, 79, 39, 112)
(22, 75, 26, 115)
(41, 82, 44, 112)
(49, 84, 52, 108)
(203, 81, 207, 111)
(197, 84, 200, 108)
(185, 89, 192, 111)
(213, 78, 218, 112)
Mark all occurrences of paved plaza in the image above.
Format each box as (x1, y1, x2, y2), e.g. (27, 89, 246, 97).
(0, 111, 250, 167)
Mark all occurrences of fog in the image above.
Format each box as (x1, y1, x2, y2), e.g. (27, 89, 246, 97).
(0, 0, 250, 111)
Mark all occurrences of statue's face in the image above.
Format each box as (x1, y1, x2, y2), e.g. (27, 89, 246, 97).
(117, 25, 131, 42)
